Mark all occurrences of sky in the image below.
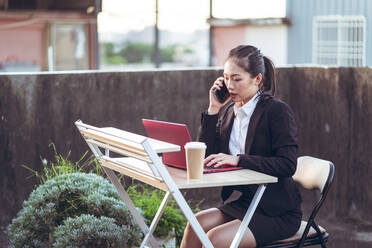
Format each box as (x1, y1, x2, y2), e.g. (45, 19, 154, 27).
(98, 0, 286, 34)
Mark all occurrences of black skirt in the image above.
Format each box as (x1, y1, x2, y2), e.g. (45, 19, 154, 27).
(219, 198, 302, 246)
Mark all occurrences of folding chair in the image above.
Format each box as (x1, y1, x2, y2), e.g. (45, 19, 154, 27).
(261, 156, 335, 248)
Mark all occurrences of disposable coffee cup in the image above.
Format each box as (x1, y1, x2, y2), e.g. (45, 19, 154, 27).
(184, 142, 206, 180)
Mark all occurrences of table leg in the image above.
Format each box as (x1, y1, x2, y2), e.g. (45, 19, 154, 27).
(229, 184, 267, 248)
(142, 140, 215, 248)
(102, 166, 161, 248)
(140, 191, 171, 248)
(86, 143, 161, 248)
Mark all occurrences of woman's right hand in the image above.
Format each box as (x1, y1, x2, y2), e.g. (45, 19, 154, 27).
(208, 77, 230, 115)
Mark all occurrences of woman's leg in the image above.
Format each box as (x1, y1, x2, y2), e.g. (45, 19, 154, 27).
(206, 219, 257, 248)
(180, 208, 232, 248)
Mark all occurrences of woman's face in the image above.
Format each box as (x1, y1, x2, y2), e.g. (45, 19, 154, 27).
(223, 59, 262, 106)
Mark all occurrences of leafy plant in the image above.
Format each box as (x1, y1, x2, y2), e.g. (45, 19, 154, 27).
(20, 143, 104, 185)
(53, 214, 133, 248)
(127, 184, 202, 246)
(8, 173, 142, 248)
(15, 144, 204, 247)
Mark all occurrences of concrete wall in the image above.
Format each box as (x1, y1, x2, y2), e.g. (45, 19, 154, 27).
(1, 67, 372, 229)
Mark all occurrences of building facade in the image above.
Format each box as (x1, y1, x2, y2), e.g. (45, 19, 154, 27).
(208, 17, 289, 67)
(0, 0, 101, 71)
(286, 0, 372, 66)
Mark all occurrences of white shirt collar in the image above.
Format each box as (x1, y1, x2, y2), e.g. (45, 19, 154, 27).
(233, 92, 260, 117)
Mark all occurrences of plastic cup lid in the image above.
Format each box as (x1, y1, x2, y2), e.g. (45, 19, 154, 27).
(184, 142, 207, 149)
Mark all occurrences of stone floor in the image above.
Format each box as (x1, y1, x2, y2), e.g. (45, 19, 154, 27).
(325, 217, 372, 248)
(1, 217, 372, 247)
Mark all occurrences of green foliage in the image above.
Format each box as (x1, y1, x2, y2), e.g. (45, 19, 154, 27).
(101, 42, 127, 64)
(8, 173, 141, 248)
(159, 45, 176, 63)
(183, 47, 193, 54)
(102, 41, 179, 65)
(119, 42, 153, 63)
(53, 214, 133, 248)
(13, 144, 204, 247)
(20, 143, 104, 185)
(127, 184, 202, 246)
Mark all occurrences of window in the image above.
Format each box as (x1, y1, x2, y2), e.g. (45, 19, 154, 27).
(313, 15, 366, 66)
(49, 23, 89, 70)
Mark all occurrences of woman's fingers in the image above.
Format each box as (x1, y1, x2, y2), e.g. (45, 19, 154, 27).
(204, 154, 217, 165)
(204, 153, 228, 168)
(204, 153, 239, 168)
(211, 78, 224, 91)
(208, 77, 226, 115)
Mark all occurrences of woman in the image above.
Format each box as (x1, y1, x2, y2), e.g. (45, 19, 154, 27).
(181, 45, 302, 248)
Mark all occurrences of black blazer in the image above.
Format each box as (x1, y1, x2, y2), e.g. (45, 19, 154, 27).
(198, 97, 302, 217)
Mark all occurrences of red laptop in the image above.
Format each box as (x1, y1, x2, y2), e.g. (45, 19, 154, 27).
(142, 119, 243, 173)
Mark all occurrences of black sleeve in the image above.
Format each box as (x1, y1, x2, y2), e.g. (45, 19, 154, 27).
(197, 111, 220, 157)
(237, 101, 298, 178)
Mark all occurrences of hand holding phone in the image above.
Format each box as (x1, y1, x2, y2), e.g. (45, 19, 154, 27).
(213, 80, 230, 103)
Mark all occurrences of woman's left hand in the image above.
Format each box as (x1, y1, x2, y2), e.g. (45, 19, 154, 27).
(204, 153, 240, 168)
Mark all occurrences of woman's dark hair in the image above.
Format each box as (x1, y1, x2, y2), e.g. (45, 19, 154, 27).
(226, 45, 276, 99)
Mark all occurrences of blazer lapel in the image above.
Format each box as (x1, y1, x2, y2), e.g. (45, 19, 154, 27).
(220, 104, 235, 153)
(244, 100, 266, 154)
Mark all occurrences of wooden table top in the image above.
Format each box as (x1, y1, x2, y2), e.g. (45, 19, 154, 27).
(167, 166, 277, 189)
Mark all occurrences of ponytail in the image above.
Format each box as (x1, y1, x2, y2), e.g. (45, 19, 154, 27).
(261, 56, 276, 99)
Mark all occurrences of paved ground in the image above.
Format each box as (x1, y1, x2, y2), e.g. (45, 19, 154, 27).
(1, 216, 372, 247)
(325, 217, 372, 248)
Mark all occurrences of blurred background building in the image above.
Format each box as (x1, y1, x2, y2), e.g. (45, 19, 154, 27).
(0, 0, 371, 71)
(0, 0, 100, 72)
(209, 0, 371, 67)
(208, 17, 290, 66)
(286, 0, 370, 66)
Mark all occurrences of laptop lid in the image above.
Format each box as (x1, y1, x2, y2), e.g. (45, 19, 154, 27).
(142, 119, 191, 169)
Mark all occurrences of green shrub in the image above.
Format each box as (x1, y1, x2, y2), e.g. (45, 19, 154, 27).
(8, 173, 141, 248)
(127, 184, 202, 246)
(14, 144, 203, 247)
(53, 214, 132, 248)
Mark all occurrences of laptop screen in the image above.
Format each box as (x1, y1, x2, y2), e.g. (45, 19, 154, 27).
(142, 119, 192, 169)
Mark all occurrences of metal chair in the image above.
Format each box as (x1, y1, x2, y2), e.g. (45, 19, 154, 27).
(261, 156, 335, 248)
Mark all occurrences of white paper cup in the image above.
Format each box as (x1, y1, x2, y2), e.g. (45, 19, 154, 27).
(184, 142, 206, 180)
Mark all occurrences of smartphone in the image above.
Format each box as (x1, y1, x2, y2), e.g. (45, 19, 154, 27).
(214, 80, 230, 103)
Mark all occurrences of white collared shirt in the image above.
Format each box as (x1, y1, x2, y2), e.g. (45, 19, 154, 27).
(229, 93, 260, 156)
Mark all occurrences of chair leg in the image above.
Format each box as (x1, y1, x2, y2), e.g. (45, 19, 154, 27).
(312, 222, 327, 248)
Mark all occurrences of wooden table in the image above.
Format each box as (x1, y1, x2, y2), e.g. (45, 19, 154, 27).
(168, 165, 277, 189)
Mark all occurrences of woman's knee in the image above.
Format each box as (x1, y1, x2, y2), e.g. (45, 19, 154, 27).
(206, 227, 226, 248)
(206, 221, 257, 248)
(183, 209, 216, 237)
(194, 208, 226, 231)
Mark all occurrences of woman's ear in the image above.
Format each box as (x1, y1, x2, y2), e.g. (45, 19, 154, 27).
(255, 73, 263, 86)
